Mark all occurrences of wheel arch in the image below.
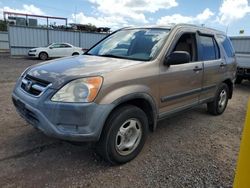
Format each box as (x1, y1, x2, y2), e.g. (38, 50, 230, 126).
(105, 93, 158, 132)
(223, 79, 233, 99)
(72, 52, 80, 56)
(39, 51, 49, 58)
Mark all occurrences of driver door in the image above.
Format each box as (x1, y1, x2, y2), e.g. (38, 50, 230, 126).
(158, 32, 203, 116)
(49, 43, 64, 57)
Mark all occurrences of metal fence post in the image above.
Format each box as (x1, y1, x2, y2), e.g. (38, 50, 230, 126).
(79, 31, 81, 47)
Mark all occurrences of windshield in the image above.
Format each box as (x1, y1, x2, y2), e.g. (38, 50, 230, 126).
(44, 43, 53, 47)
(87, 28, 170, 61)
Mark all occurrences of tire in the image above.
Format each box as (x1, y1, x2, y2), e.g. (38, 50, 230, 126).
(235, 76, 243, 84)
(207, 83, 229, 115)
(39, 52, 48, 60)
(96, 105, 148, 165)
(72, 52, 79, 56)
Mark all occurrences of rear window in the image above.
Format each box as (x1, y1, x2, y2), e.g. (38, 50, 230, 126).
(199, 35, 220, 61)
(217, 35, 235, 57)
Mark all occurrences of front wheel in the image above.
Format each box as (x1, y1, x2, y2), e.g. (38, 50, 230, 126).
(207, 83, 229, 115)
(96, 105, 148, 164)
(39, 52, 48, 60)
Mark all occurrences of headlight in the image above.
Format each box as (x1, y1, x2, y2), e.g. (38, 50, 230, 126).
(29, 49, 36, 52)
(51, 76, 103, 102)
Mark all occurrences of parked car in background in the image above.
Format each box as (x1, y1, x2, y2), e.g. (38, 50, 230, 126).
(230, 36, 250, 84)
(28, 43, 83, 60)
(13, 24, 236, 164)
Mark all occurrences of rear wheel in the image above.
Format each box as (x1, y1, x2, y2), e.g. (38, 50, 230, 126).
(96, 105, 148, 164)
(207, 83, 229, 115)
(39, 52, 48, 60)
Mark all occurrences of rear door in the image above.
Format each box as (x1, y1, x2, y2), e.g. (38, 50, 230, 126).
(49, 43, 64, 57)
(159, 31, 203, 116)
(198, 33, 226, 101)
(61, 43, 74, 56)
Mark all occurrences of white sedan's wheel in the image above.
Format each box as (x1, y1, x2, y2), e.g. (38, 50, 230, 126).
(39, 52, 48, 60)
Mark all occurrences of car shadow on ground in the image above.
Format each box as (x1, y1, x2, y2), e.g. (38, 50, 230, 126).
(235, 80, 250, 92)
(1, 102, 211, 166)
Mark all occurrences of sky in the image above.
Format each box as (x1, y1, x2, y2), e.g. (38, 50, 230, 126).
(0, 0, 250, 36)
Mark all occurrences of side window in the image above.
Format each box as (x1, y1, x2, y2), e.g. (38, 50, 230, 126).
(217, 35, 235, 57)
(62, 44, 72, 48)
(173, 33, 197, 62)
(199, 35, 220, 61)
(51, 44, 61, 48)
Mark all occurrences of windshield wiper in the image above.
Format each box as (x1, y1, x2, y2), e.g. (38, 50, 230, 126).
(84, 52, 93, 55)
(98, 54, 126, 59)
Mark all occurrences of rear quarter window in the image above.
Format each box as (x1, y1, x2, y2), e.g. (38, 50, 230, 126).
(217, 35, 235, 58)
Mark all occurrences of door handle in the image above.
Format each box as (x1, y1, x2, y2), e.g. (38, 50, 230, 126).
(220, 63, 226, 67)
(193, 66, 203, 72)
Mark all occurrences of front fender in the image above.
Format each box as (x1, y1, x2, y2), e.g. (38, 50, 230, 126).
(97, 84, 155, 105)
(96, 85, 158, 130)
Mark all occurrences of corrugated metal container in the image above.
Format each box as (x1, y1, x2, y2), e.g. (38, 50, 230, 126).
(0, 31, 9, 50)
(230, 36, 250, 54)
(80, 32, 107, 49)
(230, 36, 250, 68)
(9, 26, 48, 55)
(49, 30, 80, 47)
(9, 25, 108, 56)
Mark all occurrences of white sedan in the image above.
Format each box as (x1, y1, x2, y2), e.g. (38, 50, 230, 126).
(28, 43, 84, 60)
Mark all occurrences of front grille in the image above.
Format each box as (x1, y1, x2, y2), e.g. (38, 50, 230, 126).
(21, 75, 51, 96)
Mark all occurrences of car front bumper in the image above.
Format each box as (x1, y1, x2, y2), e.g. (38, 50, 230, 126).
(12, 78, 114, 142)
(28, 52, 38, 57)
(237, 67, 250, 78)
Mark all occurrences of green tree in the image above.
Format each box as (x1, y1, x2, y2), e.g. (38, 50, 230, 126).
(0, 20, 7, 31)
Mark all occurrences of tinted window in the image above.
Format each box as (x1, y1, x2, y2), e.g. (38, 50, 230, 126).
(51, 44, 61, 48)
(217, 35, 235, 57)
(200, 35, 220, 61)
(62, 44, 72, 48)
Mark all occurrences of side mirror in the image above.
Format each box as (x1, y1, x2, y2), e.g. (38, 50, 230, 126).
(164, 51, 190, 66)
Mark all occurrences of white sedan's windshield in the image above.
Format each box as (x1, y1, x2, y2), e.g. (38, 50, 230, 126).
(87, 28, 170, 61)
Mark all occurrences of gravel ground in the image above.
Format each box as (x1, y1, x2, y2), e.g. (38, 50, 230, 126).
(0, 54, 249, 188)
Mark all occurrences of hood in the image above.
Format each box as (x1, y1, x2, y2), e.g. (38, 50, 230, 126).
(29, 48, 39, 51)
(26, 55, 143, 88)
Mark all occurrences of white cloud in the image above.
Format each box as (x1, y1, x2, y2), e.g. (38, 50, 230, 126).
(0, 4, 45, 19)
(70, 12, 128, 29)
(157, 8, 214, 25)
(88, 0, 178, 23)
(196, 8, 214, 21)
(71, 0, 178, 29)
(217, 0, 250, 25)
